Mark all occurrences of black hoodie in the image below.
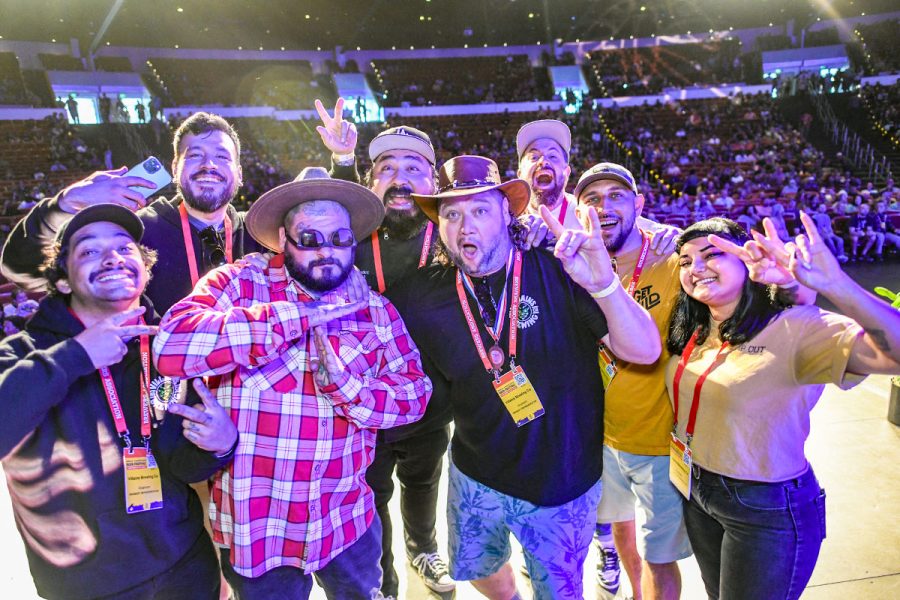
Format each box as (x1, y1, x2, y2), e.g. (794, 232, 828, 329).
(0, 295, 231, 599)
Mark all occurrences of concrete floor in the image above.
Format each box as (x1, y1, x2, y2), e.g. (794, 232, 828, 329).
(1, 261, 898, 599)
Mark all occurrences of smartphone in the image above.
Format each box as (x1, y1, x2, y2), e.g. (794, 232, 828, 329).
(125, 156, 172, 198)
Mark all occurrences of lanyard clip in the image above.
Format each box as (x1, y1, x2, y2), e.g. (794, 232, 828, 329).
(509, 356, 517, 370)
(492, 369, 501, 383)
(142, 436, 151, 450)
(121, 433, 133, 452)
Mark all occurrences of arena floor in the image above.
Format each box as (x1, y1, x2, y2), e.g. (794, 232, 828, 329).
(1, 263, 898, 600)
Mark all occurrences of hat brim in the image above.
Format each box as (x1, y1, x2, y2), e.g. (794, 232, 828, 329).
(573, 173, 638, 198)
(411, 179, 531, 223)
(246, 179, 385, 252)
(58, 203, 144, 247)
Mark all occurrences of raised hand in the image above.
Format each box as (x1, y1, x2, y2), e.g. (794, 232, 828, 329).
(167, 379, 238, 455)
(74, 307, 158, 368)
(233, 251, 274, 270)
(784, 211, 844, 293)
(540, 205, 617, 294)
(297, 269, 370, 328)
(519, 213, 552, 248)
(314, 97, 358, 156)
(57, 167, 157, 213)
(707, 217, 796, 286)
(648, 224, 680, 256)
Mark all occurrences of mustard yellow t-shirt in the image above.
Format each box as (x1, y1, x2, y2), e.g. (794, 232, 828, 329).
(665, 305, 865, 482)
(603, 249, 682, 455)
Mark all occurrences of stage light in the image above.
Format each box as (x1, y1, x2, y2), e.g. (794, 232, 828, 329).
(305, 14, 310, 19)
(420, 16, 425, 20)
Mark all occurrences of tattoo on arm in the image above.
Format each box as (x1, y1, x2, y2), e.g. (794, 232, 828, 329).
(869, 329, 891, 353)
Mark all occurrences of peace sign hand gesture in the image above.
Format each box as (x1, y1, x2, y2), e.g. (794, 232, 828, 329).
(315, 97, 358, 156)
(707, 218, 796, 286)
(167, 379, 238, 455)
(540, 205, 617, 294)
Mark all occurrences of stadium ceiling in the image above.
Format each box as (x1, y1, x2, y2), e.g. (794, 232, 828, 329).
(1, 0, 896, 52)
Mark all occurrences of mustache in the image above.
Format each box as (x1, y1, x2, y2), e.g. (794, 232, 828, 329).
(384, 185, 413, 200)
(89, 266, 138, 283)
(191, 168, 224, 181)
(309, 258, 339, 268)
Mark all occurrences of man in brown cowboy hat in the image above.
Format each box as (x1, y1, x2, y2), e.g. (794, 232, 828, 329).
(154, 167, 432, 599)
(387, 155, 661, 600)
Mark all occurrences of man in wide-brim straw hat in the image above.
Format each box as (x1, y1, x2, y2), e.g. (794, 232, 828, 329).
(155, 167, 433, 599)
(386, 155, 662, 600)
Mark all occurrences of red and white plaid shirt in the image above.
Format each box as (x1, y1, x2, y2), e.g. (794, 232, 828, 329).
(153, 255, 430, 576)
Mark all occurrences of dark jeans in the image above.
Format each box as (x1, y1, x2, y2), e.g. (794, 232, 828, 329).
(683, 464, 826, 600)
(365, 425, 451, 596)
(220, 517, 383, 600)
(98, 533, 220, 599)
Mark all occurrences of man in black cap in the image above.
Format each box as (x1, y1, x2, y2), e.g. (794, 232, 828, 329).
(315, 98, 455, 596)
(0, 204, 238, 600)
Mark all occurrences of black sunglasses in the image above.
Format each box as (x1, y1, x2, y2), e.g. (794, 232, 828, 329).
(286, 228, 356, 249)
(198, 226, 227, 267)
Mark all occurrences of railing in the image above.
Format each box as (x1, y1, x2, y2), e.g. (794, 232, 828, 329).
(808, 86, 893, 183)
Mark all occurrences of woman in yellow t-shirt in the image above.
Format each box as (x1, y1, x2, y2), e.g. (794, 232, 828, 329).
(665, 213, 900, 600)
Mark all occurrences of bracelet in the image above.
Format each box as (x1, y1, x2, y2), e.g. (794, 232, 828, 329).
(332, 152, 355, 166)
(589, 277, 620, 300)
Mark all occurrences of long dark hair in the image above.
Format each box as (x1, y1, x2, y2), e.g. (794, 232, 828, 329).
(667, 217, 791, 355)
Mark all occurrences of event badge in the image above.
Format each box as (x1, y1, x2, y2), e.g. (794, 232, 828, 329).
(669, 434, 693, 500)
(598, 343, 618, 389)
(492, 365, 545, 427)
(123, 446, 164, 514)
(149, 376, 181, 423)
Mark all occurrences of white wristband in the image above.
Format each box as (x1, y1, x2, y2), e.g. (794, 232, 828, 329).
(332, 152, 355, 166)
(589, 277, 620, 300)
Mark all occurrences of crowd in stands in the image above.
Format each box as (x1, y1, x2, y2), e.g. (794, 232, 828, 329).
(861, 80, 900, 141)
(856, 18, 900, 74)
(372, 55, 549, 106)
(0, 53, 35, 105)
(149, 58, 335, 110)
(585, 40, 745, 96)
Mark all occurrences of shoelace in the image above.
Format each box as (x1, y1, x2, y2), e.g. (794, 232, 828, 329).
(600, 546, 619, 572)
(412, 552, 449, 575)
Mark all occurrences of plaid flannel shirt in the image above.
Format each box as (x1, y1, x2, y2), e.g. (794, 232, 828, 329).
(153, 255, 431, 576)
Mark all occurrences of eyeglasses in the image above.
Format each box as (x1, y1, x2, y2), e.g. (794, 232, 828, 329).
(198, 226, 227, 267)
(286, 228, 356, 250)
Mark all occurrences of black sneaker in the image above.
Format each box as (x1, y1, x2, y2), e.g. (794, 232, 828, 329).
(410, 552, 456, 593)
(595, 535, 621, 596)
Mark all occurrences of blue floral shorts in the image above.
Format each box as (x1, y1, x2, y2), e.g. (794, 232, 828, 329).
(447, 462, 603, 600)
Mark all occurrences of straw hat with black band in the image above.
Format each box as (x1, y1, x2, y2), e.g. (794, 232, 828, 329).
(411, 155, 531, 223)
(245, 167, 385, 252)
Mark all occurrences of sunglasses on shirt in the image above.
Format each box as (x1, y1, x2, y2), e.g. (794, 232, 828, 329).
(285, 228, 356, 250)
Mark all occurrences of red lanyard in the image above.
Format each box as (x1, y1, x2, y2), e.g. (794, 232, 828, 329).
(557, 198, 569, 226)
(370, 221, 434, 293)
(455, 249, 523, 373)
(179, 202, 233, 286)
(624, 232, 652, 297)
(99, 332, 152, 450)
(672, 329, 730, 444)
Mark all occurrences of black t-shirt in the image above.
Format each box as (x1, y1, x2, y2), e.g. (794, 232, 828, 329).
(387, 248, 609, 506)
(355, 227, 434, 292)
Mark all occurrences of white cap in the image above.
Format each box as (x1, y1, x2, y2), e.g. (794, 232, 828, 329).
(515, 119, 572, 159)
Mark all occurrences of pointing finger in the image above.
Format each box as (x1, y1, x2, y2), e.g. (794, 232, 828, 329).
(116, 325, 158, 339)
(707, 234, 749, 261)
(539, 204, 566, 238)
(109, 306, 146, 326)
(192, 379, 221, 410)
(314, 99, 332, 125)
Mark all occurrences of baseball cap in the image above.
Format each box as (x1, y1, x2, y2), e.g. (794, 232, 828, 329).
(515, 119, 572, 159)
(574, 162, 639, 198)
(368, 126, 436, 165)
(56, 204, 144, 248)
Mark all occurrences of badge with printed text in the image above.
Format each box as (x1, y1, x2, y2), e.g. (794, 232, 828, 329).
(149, 376, 182, 423)
(492, 365, 545, 427)
(669, 434, 693, 500)
(598, 343, 618, 390)
(123, 446, 164, 514)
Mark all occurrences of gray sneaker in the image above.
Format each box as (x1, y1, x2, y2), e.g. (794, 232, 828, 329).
(410, 552, 456, 593)
(595, 535, 621, 595)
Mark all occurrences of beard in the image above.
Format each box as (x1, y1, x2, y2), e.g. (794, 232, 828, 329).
(603, 211, 638, 254)
(529, 178, 565, 209)
(445, 238, 510, 277)
(284, 250, 355, 293)
(179, 168, 239, 213)
(380, 185, 429, 240)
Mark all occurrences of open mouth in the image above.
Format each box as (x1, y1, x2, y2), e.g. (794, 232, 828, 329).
(534, 171, 554, 186)
(692, 276, 717, 287)
(92, 269, 137, 284)
(192, 171, 225, 184)
(459, 241, 480, 259)
(597, 215, 620, 230)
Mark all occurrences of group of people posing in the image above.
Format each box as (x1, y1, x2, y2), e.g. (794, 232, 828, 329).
(0, 98, 898, 600)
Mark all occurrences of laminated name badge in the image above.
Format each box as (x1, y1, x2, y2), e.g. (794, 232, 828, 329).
(669, 434, 693, 500)
(123, 446, 164, 514)
(598, 343, 618, 390)
(492, 365, 545, 427)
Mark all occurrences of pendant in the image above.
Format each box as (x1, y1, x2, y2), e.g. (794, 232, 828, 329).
(488, 344, 506, 370)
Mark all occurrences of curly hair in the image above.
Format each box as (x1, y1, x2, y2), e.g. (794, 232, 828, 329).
(432, 207, 529, 268)
(41, 239, 158, 296)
